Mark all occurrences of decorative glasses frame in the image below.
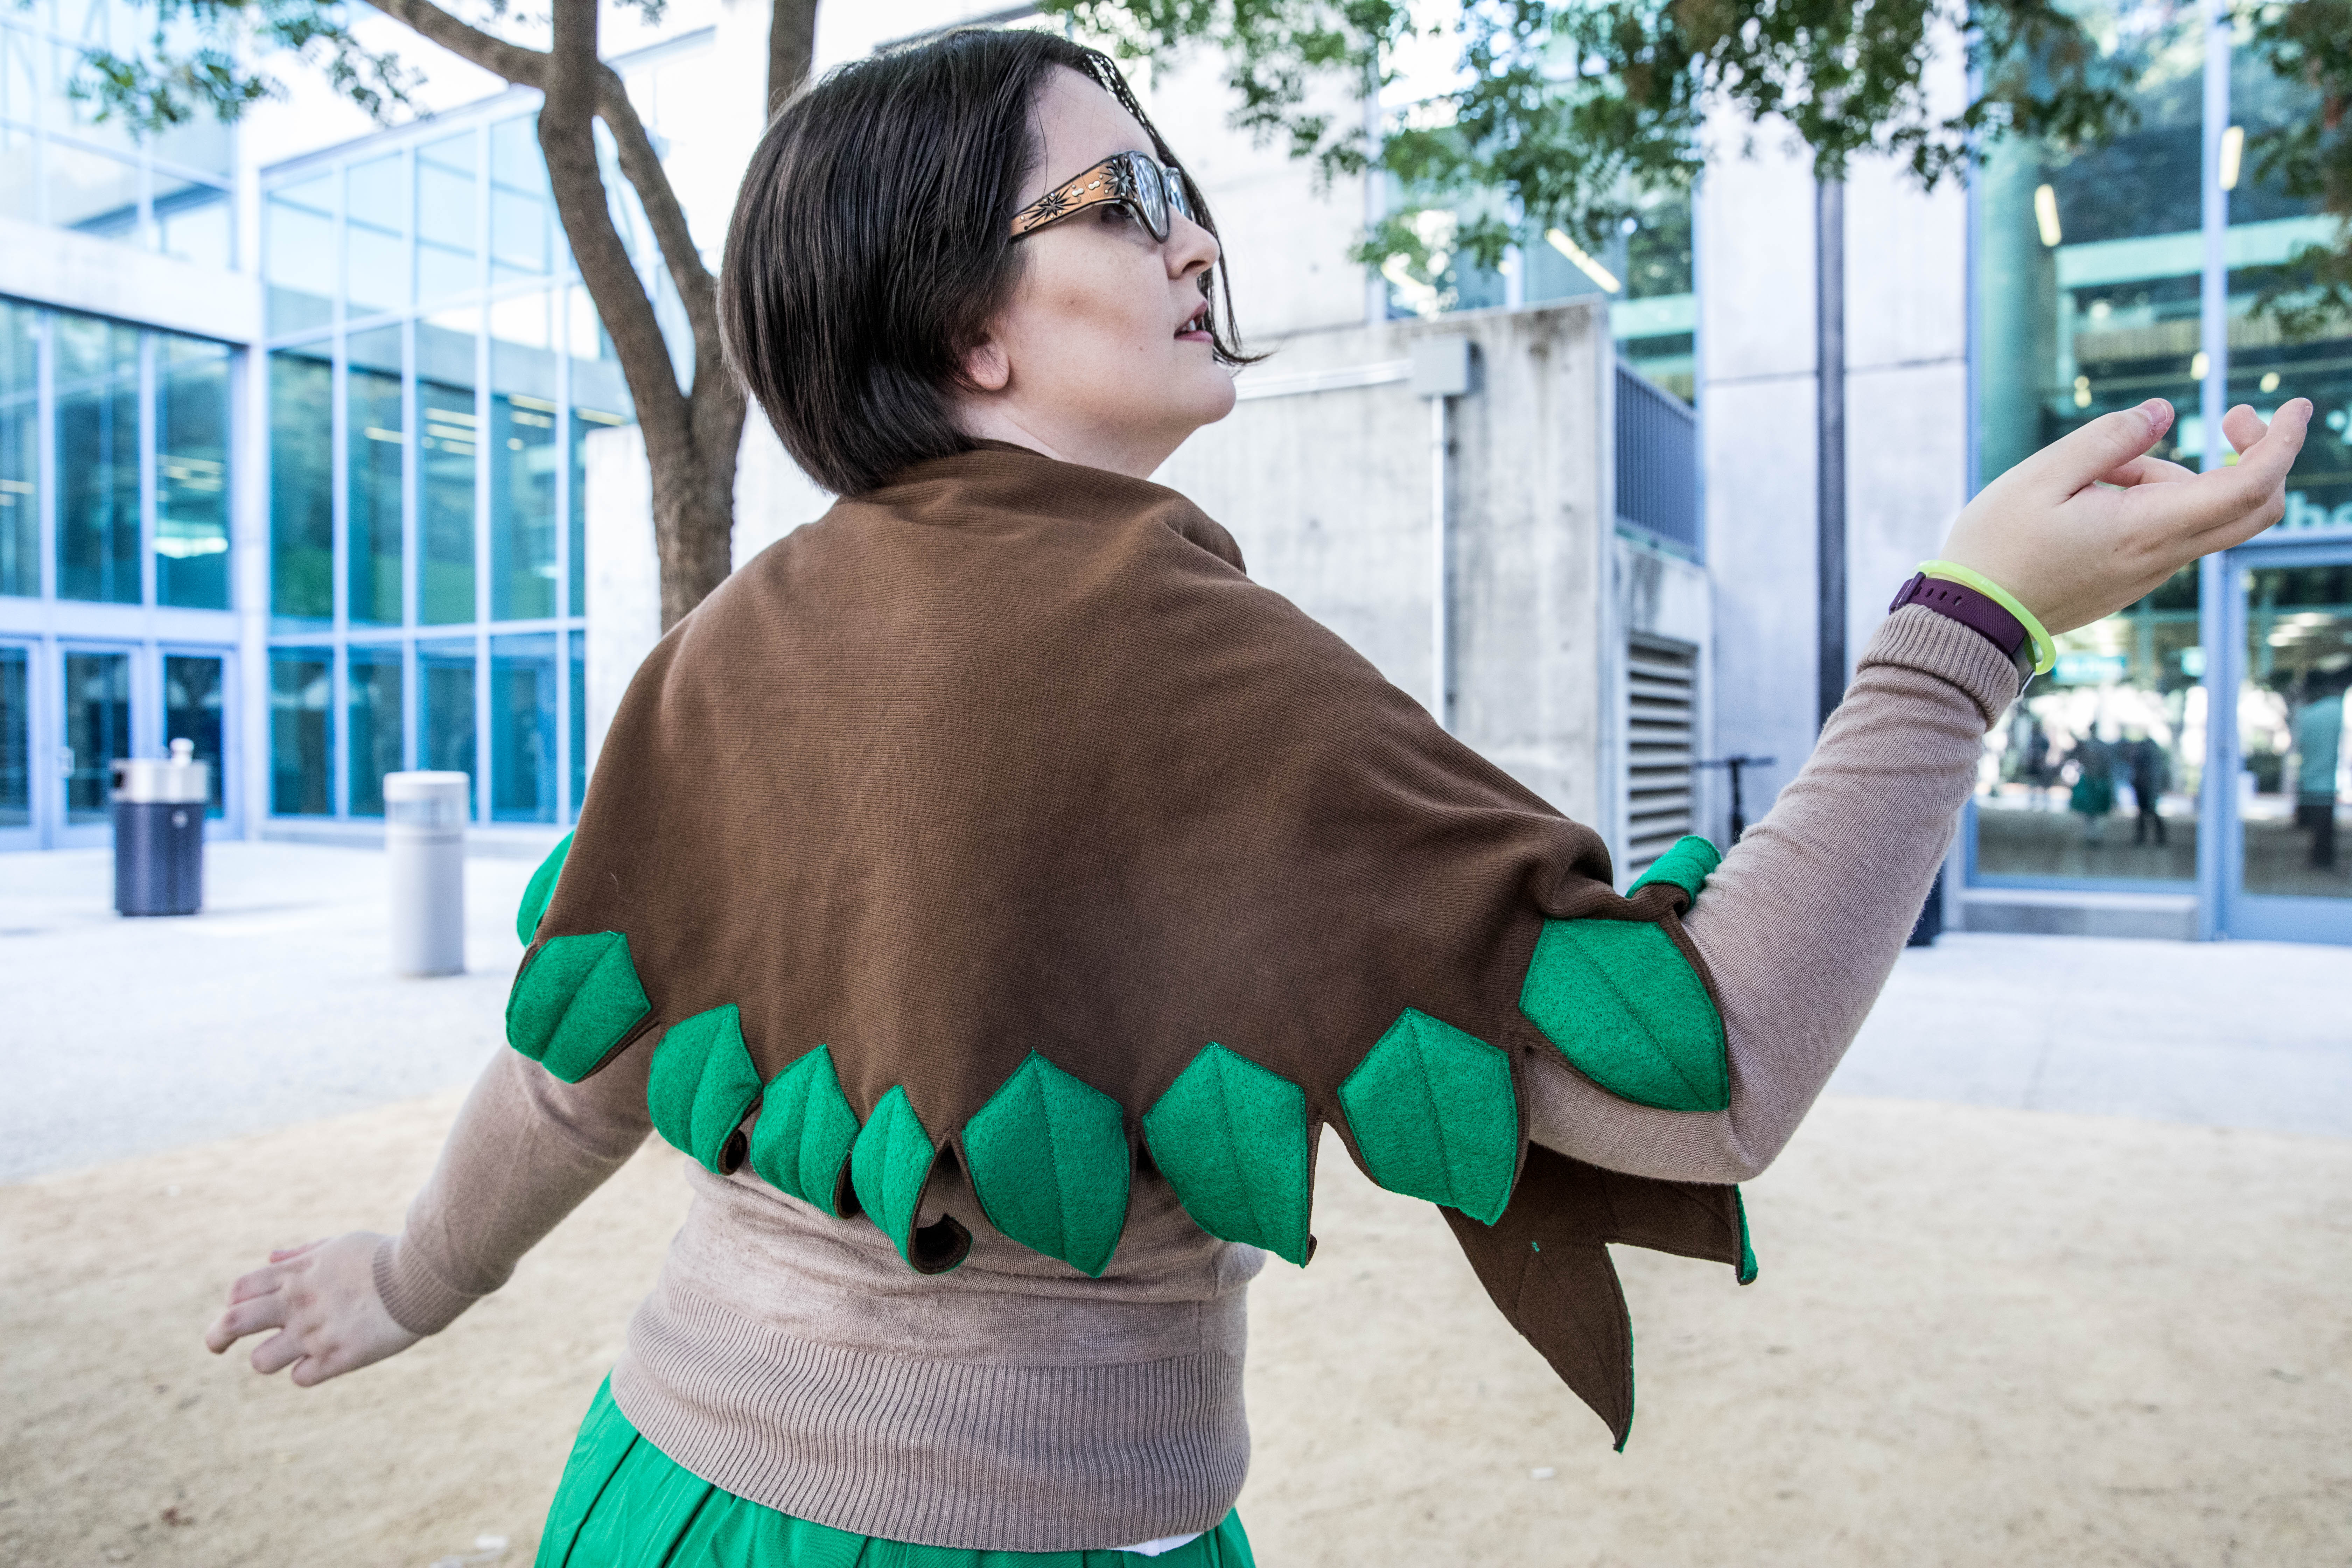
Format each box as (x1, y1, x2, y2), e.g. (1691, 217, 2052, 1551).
(1008, 150, 1192, 243)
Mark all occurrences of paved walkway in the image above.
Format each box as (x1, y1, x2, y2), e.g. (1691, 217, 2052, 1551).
(3, 844, 2347, 1182)
(1830, 930, 2351, 1139)
(2, 843, 536, 1183)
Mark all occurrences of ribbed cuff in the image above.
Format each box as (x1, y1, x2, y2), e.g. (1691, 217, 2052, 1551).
(1861, 604, 2025, 727)
(371, 1233, 483, 1337)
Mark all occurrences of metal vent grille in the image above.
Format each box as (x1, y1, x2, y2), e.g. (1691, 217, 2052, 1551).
(1625, 632, 1698, 875)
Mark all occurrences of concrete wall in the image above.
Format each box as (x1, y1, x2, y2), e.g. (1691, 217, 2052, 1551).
(1156, 300, 1618, 832)
(1698, 76, 1973, 843)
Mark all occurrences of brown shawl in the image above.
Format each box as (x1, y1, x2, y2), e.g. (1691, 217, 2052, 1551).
(511, 443, 1749, 1446)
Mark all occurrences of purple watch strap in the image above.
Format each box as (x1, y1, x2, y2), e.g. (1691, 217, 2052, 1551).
(1888, 572, 2033, 678)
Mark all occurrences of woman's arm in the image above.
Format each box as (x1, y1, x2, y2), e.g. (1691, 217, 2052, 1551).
(1523, 606, 2008, 1182)
(1527, 396, 2311, 1185)
(205, 1043, 652, 1383)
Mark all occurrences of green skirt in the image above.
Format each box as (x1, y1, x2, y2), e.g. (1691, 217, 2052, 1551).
(537, 1378, 1256, 1568)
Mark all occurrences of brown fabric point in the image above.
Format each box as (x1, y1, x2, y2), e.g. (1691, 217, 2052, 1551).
(531, 442, 1743, 1435)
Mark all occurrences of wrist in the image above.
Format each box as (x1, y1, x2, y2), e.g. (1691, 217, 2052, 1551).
(1907, 560, 2054, 677)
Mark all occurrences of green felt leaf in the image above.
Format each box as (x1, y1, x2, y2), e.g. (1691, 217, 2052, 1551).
(1141, 1043, 1313, 1266)
(963, 1052, 1132, 1278)
(505, 930, 651, 1083)
(850, 1086, 938, 1267)
(1338, 1008, 1519, 1226)
(514, 830, 574, 944)
(1627, 834, 1720, 902)
(1734, 1187, 1758, 1285)
(645, 1004, 764, 1173)
(748, 1045, 861, 1217)
(1519, 919, 1728, 1112)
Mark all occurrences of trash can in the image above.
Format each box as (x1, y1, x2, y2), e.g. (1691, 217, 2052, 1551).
(113, 738, 209, 917)
(385, 771, 469, 976)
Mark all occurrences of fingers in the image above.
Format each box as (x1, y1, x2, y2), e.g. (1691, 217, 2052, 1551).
(2112, 399, 2310, 550)
(2186, 399, 2312, 541)
(2018, 399, 2175, 496)
(226, 1264, 287, 1305)
(269, 1239, 327, 1264)
(2094, 455, 2198, 489)
(2222, 401, 2270, 455)
(250, 1328, 305, 1376)
(205, 1287, 286, 1354)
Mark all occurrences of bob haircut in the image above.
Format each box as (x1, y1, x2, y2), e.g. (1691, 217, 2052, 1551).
(719, 28, 1252, 497)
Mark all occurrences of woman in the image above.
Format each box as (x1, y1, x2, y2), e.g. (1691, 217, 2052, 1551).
(203, 27, 2309, 1567)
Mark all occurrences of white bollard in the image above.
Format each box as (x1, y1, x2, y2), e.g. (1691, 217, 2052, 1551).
(385, 771, 470, 976)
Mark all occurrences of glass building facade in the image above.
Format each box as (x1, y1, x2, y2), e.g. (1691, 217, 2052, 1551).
(259, 102, 631, 828)
(1971, 0, 2352, 939)
(0, 0, 237, 267)
(0, 297, 238, 846)
(1382, 186, 1698, 404)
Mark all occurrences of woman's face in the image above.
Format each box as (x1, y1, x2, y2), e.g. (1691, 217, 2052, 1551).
(953, 67, 1236, 478)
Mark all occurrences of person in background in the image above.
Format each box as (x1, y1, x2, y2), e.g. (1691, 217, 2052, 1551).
(2069, 729, 2117, 847)
(2125, 729, 2170, 847)
(2293, 656, 2350, 871)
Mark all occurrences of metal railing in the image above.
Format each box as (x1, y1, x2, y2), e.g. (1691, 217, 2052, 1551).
(1614, 359, 1700, 562)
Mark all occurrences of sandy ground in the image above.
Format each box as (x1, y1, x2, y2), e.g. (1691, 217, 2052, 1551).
(3, 1092, 2347, 1568)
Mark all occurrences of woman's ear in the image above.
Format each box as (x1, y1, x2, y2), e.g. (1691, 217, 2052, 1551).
(962, 333, 1011, 394)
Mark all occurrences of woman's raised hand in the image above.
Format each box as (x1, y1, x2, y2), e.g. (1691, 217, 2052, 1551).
(1939, 397, 2313, 635)
(203, 1231, 421, 1386)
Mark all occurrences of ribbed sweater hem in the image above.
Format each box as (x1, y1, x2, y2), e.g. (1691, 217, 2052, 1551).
(607, 1285, 1250, 1553)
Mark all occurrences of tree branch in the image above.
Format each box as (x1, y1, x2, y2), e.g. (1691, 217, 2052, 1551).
(538, 0, 687, 446)
(358, 0, 546, 87)
(593, 66, 717, 361)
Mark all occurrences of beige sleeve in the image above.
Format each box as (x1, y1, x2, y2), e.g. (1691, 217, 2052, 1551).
(371, 1043, 654, 1336)
(1524, 604, 2022, 1184)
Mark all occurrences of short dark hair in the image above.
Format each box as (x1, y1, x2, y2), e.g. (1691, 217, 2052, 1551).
(719, 28, 1253, 496)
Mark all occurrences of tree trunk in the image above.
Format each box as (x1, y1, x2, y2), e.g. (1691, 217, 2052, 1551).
(369, 0, 818, 629)
(770, 0, 818, 115)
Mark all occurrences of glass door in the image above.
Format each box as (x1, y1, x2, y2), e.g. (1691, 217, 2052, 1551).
(2218, 548, 2352, 943)
(162, 649, 233, 834)
(60, 645, 135, 847)
(0, 643, 34, 849)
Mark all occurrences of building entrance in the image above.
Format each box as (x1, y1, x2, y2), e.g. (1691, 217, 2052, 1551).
(2215, 544, 2352, 943)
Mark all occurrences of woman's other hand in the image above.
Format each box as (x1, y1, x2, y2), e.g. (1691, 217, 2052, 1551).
(1939, 396, 2313, 635)
(203, 1232, 421, 1386)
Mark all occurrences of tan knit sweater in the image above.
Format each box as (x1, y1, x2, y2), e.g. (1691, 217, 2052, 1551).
(372, 604, 2017, 1550)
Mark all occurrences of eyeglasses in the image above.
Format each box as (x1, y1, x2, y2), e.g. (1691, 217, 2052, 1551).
(1008, 150, 1195, 243)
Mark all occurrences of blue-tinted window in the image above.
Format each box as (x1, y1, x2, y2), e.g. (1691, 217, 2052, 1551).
(568, 628, 585, 813)
(266, 175, 336, 335)
(417, 132, 478, 303)
(0, 645, 28, 827)
(270, 345, 334, 624)
(347, 325, 405, 626)
(270, 651, 331, 815)
(0, 302, 35, 598)
(490, 115, 552, 286)
(347, 153, 410, 319)
(154, 173, 232, 269)
(50, 141, 139, 238)
(64, 648, 129, 821)
(163, 653, 225, 817)
(156, 333, 231, 609)
(491, 293, 558, 621)
(491, 632, 556, 822)
(418, 639, 476, 814)
(1972, 0, 2206, 888)
(418, 311, 477, 623)
(55, 312, 140, 604)
(348, 643, 403, 816)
